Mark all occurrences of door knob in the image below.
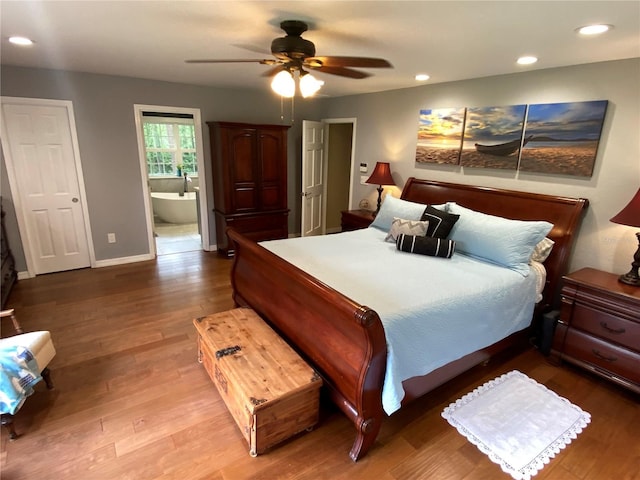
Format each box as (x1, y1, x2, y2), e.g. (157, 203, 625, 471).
(72, 197, 79, 203)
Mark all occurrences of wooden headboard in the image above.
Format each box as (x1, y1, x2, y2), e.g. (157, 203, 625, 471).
(400, 178, 589, 312)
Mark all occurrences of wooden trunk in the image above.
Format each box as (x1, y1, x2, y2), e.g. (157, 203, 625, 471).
(194, 308, 322, 456)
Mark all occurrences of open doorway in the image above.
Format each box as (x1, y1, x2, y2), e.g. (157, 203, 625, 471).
(134, 105, 209, 256)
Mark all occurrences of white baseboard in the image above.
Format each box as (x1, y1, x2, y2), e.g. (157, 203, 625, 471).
(94, 253, 155, 268)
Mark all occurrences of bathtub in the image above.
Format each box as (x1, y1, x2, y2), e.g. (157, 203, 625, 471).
(151, 192, 197, 224)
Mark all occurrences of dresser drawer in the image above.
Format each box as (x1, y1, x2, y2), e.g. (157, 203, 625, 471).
(571, 303, 640, 352)
(563, 328, 640, 385)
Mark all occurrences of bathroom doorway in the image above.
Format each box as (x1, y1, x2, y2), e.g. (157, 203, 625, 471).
(134, 105, 209, 256)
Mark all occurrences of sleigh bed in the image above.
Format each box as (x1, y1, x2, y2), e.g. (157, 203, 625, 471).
(227, 178, 588, 461)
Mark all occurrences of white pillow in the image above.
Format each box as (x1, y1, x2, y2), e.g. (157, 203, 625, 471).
(385, 217, 429, 242)
(370, 195, 427, 231)
(447, 203, 554, 276)
(531, 237, 555, 263)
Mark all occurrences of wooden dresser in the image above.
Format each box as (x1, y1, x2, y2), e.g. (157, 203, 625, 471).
(208, 122, 289, 256)
(551, 267, 640, 393)
(1, 197, 18, 308)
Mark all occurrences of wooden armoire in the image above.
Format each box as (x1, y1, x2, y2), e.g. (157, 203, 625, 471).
(208, 122, 289, 257)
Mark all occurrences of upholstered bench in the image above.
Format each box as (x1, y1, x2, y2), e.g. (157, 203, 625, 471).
(1, 329, 56, 439)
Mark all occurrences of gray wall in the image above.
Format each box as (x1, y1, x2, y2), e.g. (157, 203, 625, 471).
(323, 58, 640, 275)
(1, 66, 322, 269)
(3, 59, 639, 278)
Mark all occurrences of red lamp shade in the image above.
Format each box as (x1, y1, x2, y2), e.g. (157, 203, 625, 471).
(610, 187, 640, 286)
(365, 162, 396, 187)
(610, 188, 640, 228)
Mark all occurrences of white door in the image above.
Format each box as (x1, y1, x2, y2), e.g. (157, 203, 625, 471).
(1, 99, 92, 275)
(301, 120, 325, 237)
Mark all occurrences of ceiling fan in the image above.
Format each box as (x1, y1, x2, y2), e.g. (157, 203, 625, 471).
(186, 20, 392, 97)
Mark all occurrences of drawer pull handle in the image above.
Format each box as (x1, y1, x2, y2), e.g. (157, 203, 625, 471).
(592, 349, 617, 362)
(599, 322, 625, 334)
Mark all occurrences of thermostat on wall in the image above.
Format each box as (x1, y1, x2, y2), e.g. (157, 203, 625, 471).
(359, 163, 368, 173)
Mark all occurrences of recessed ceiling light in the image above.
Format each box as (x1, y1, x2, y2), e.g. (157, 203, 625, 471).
(9, 36, 33, 46)
(415, 74, 430, 82)
(576, 24, 612, 35)
(517, 56, 538, 65)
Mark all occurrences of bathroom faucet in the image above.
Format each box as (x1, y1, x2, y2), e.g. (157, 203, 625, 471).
(183, 172, 192, 194)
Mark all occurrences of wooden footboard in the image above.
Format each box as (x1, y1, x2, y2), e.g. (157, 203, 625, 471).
(228, 228, 387, 461)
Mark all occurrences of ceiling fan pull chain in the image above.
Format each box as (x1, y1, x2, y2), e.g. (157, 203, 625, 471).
(291, 95, 295, 125)
(279, 95, 284, 122)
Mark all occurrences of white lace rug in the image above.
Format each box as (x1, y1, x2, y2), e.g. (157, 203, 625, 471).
(441, 370, 590, 480)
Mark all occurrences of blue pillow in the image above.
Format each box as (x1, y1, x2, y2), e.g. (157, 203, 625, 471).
(370, 195, 427, 231)
(447, 203, 553, 276)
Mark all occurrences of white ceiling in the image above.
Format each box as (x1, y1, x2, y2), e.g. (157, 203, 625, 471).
(1, 1, 639, 97)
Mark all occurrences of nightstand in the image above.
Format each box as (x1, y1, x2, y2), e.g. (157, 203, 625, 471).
(341, 209, 375, 231)
(551, 267, 640, 393)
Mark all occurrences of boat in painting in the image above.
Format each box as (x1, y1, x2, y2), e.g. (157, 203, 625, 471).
(475, 135, 533, 156)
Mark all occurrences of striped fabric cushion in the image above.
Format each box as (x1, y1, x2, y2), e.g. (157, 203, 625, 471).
(385, 217, 429, 243)
(396, 233, 456, 258)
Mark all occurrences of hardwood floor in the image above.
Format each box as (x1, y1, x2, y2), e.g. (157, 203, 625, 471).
(1, 251, 638, 479)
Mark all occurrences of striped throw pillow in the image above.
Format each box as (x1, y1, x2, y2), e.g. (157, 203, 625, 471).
(396, 233, 456, 258)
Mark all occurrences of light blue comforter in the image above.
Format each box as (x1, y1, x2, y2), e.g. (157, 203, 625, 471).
(262, 227, 538, 415)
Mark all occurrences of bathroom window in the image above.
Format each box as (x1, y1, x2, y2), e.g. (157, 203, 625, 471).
(143, 114, 198, 177)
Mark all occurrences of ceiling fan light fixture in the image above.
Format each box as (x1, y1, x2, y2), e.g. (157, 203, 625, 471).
(299, 72, 324, 98)
(271, 70, 295, 97)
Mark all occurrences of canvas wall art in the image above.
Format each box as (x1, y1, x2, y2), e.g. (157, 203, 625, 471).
(519, 100, 608, 176)
(415, 108, 465, 165)
(459, 104, 527, 170)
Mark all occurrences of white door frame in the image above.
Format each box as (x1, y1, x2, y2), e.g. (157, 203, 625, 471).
(1, 96, 96, 278)
(133, 104, 210, 255)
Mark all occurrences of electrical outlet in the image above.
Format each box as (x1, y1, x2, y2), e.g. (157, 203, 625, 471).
(107, 233, 116, 243)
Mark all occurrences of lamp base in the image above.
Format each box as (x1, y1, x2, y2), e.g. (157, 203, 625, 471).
(375, 185, 383, 214)
(618, 232, 640, 287)
(619, 272, 640, 286)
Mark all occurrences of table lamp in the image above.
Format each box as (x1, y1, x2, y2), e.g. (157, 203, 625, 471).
(366, 162, 396, 214)
(610, 187, 640, 286)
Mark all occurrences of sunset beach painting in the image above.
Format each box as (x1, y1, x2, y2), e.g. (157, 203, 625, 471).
(415, 107, 465, 165)
(460, 104, 527, 170)
(519, 100, 608, 176)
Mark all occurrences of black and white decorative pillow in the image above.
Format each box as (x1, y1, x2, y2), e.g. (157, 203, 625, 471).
(396, 233, 456, 258)
(385, 217, 429, 243)
(420, 205, 460, 239)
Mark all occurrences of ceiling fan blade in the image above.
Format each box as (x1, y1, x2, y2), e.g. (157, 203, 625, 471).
(231, 43, 271, 55)
(313, 66, 371, 79)
(261, 65, 286, 77)
(309, 56, 392, 68)
(185, 59, 275, 64)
